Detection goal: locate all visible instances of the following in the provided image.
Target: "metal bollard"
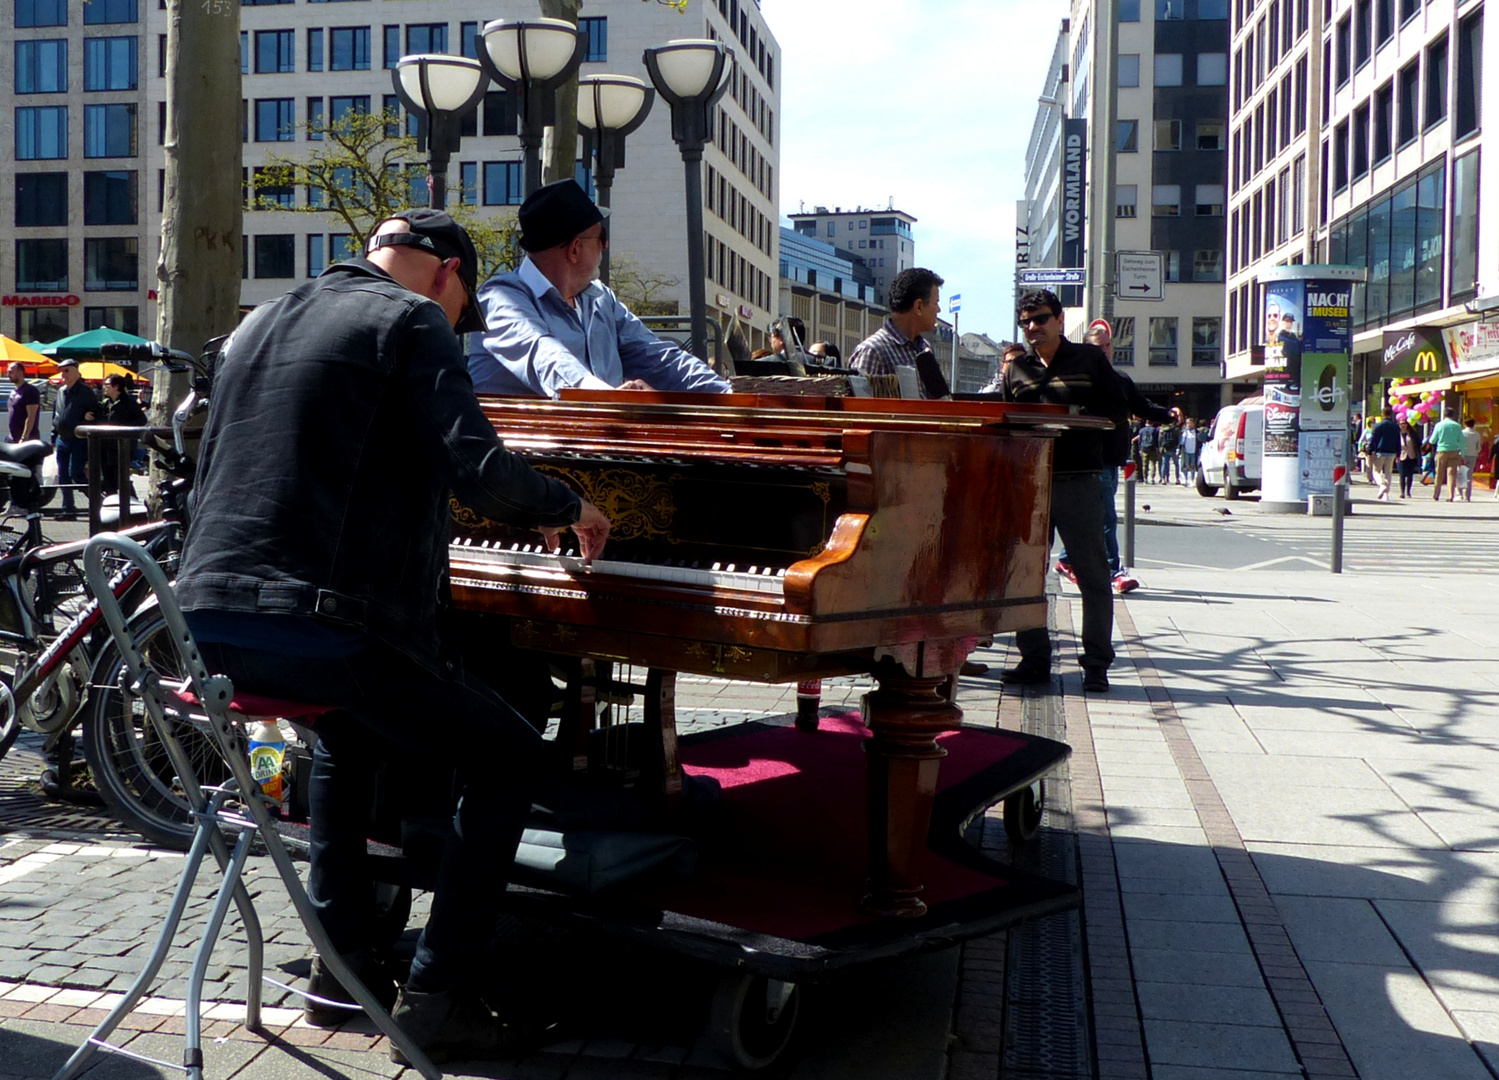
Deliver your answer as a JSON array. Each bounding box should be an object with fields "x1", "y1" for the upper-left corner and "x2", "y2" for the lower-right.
[
  {"x1": 1122, "y1": 462, "x2": 1137, "y2": 568},
  {"x1": 1330, "y1": 466, "x2": 1347, "y2": 574}
]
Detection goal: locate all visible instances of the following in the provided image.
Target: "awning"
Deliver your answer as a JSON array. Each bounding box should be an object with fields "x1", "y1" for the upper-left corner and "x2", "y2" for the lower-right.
[
  {"x1": 1455, "y1": 370, "x2": 1499, "y2": 393},
  {"x1": 1396, "y1": 376, "x2": 1457, "y2": 396}
]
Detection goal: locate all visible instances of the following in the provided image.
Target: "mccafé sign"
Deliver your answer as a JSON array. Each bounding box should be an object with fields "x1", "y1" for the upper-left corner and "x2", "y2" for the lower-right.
[
  {"x1": 2, "y1": 294, "x2": 81, "y2": 307},
  {"x1": 1380, "y1": 326, "x2": 1448, "y2": 378}
]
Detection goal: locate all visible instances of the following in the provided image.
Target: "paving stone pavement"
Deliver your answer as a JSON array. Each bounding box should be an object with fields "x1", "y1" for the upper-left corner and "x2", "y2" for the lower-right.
[{"x1": 8, "y1": 536, "x2": 1499, "y2": 1078}]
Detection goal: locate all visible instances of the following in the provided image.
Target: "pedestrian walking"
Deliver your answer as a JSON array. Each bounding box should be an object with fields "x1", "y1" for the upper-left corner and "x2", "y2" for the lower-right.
[
  {"x1": 1137, "y1": 420, "x2": 1159, "y2": 483},
  {"x1": 1367, "y1": 408, "x2": 1400, "y2": 500},
  {"x1": 1430, "y1": 412, "x2": 1464, "y2": 501},
  {"x1": 1397, "y1": 419, "x2": 1420, "y2": 498},
  {"x1": 1460, "y1": 418, "x2": 1481, "y2": 501},
  {"x1": 1158, "y1": 420, "x2": 1181, "y2": 484},
  {"x1": 51, "y1": 357, "x2": 98, "y2": 521},
  {"x1": 1178, "y1": 419, "x2": 1199, "y2": 485}
]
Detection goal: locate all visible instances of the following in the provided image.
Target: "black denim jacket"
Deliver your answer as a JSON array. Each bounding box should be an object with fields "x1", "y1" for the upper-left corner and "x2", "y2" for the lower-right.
[{"x1": 176, "y1": 259, "x2": 582, "y2": 669}]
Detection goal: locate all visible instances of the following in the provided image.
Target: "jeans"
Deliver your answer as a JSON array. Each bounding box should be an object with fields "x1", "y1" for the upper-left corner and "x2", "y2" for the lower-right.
[
  {"x1": 1017, "y1": 473, "x2": 1115, "y2": 674},
  {"x1": 54, "y1": 437, "x2": 87, "y2": 511},
  {"x1": 197, "y1": 638, "x2": 542, "y2": 994},
  {"x1": 1398, "y1": 457, "x2": 1418, "y2": 497},
  {"x1": 1058, "y1": 467, "x2": 1122, "y2": 574}
]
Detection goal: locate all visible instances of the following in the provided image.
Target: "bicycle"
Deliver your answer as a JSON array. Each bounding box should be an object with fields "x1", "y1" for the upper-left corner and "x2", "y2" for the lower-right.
[{"x1": 0, "y1": 339, "x2": 223, "y2": 829}]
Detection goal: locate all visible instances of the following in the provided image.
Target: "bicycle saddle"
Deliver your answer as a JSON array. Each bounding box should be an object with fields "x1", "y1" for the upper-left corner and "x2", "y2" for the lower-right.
[{"x1": 0, "y1": 440, "x2": 50, "y2": 465}]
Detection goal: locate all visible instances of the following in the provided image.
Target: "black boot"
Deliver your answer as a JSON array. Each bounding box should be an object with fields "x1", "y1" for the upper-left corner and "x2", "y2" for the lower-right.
[{"x1": 302, "y1": 950, "x2": 399, "y2": 1028}]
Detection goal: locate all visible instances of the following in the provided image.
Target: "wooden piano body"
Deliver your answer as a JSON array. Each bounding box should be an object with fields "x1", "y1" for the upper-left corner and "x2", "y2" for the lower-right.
[{"x1": 449, "y1": 390, "x2": 1105, "y2": 917}]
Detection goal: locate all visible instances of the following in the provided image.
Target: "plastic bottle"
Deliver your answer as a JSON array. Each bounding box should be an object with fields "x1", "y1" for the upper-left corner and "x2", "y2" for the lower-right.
[{"x1": 247, "y1": 720, "x2": 287, "y2": 806}]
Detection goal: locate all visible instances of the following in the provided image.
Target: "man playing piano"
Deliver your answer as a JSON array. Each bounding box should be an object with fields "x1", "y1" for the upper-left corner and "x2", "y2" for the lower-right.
[
  {"x1": 176, "y1": 209, "x2": 611, "y2": 1063},
  {"x1": 999, "y1": 289, "x2": 1129, "y2": 694},
  {"x1": 469, "y1": 179, "x2": 731, "y2": 398}
]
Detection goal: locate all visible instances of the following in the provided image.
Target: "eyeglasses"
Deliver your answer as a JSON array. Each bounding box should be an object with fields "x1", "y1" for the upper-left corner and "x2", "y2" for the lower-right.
[
  {"x1": 1018, "y1": 312, "x2": 1054, "y2": 328},
  {"x1": 580, "y1": 225, "x2": 609, "y2": 247}
]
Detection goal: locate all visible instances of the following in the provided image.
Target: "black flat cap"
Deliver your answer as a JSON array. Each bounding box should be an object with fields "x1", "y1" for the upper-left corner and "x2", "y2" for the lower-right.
[
  {"x1": 518, "y1": 180, "x2": 609, "y2": 253},
  {"x1": 368, "y1": 209, "x2": 487, "y2": 334}
]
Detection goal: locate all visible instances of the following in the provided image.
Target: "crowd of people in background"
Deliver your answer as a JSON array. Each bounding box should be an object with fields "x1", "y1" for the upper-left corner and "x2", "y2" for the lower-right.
[{"x1": 1129, "y1": 416, "x2": 1212, "y2": 485}]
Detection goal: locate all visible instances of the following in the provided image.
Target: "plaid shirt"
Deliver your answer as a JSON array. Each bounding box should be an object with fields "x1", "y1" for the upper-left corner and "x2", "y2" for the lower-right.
[{"x1": 850, "y1": 318, "x2": 930, "y2": 378}]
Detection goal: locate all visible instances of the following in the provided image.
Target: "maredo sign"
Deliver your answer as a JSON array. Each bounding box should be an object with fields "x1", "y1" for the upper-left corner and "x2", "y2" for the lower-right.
[{"x1": 2, "y1": 294, "x2": 81, "y2": 307}]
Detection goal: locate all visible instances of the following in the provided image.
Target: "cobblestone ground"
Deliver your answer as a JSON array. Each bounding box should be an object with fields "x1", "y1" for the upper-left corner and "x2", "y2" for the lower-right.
[{"x1": 0, "y1": 664, "x2": 1022, "y2": 1079}]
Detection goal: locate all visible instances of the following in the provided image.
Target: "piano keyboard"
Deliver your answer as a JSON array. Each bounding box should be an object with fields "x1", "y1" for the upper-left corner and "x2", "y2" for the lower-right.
[{"x1": 449, "y1": 538, "x2": 790, "y2": 596}]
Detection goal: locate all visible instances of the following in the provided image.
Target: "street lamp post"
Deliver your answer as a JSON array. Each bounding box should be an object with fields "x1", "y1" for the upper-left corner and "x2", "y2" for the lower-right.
[
  {"x1": 478, "y1": 18, "x2": 588, "y2": 199},
  {"x1": 391, "y1": 55, "x2": 488, "y2": 211},
  {"x1": 576, "y1": 74, "x2": 654, "y2": 285},
  {"x1": 643, "y1": 39, "x2": 732, "y2": 361}
]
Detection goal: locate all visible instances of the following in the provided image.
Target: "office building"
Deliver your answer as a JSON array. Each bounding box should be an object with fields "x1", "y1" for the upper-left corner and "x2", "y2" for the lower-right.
[
  {"x1": 1020, "y1": 2, "x2": 1232, "y2": 420},
  {"x1": 1224, "y1": 0, "x2": 1495, "y2": 419},
  {"x1": 785, "y1": 205, "x2": 916, "y2": 307},
  {"x1": 777, "y1": 224, "x2": 884, "y2": 358},
  {"x1": 4, "y1": 0, "x2": 781, "y2": 352}
]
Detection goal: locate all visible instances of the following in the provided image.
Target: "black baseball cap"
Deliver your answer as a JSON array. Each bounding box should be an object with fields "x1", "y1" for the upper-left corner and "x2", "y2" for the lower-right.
[
  {"x1": 518, "y1": 179, "x2": 609, "y2": 253},
  {"x1": 368, "y1": 209, "x2": 487, "y2": 334}
]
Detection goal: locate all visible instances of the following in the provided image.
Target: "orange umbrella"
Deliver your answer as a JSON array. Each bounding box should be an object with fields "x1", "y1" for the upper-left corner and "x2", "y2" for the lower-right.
[{"x1": 0, "y1": 336, "x2": 55, "y2": 373}]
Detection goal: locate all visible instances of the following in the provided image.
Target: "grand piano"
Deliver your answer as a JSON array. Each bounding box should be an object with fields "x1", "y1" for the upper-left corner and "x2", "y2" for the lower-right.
[{"x1": 448, "y1": 390, "x2": 1105, "y2": 918}]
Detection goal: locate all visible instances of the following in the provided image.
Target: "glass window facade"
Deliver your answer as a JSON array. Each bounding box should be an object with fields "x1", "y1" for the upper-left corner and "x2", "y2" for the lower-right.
[
  {"x1": 406, "y1": 23, "x2": 447, "y2": 54},
  {"x1": 1328, "y1": 157, "x2": 1445, "y2": 330},
  {"x1": 85, "y1": 236, "x2": 138, "y2": 290},
  {"x1": 16, "y1": 172, "x2": 68, "y2": 227},
  {"x1": 1192, "y1": 317, "x2": 1222, "y2": 366},
  {"x1": 84, "y1": 306, "x2": 140, "y2": 335},
  {"x1": 84, "y1": 103, "x2": 136, "y2": 158},
  {"x1": 330, "y1": 27, "x2": 370, "y2": 71},
  {"x1": 1156, "y1": 53, "x2": 1184, "y2": 85},
  {"x1": 16, "y1": 238, "x2": 68, "y2": 290},
  {"x1": 484, "y1": 161, "x2": 523, "y2": 205},
  {"x1": 307, "y1": 233, "x2": 325, "y2": 277},
  {"x1": 84, "y1": 170, "x2": 136, "y2": 224},
  {"x1": 84, "y1": 36, "x2": 137, "y2": 91},
  {"x1": 16, "y1": 39, "x2": 67, "y2": 93},
  {"x1": 1149, "y1": 317, "x2": 1179, "y2": 365},
  {"x1": 82, "y1": 0, "x2": 135, "y2": 24},
  {"x1": 581, "y1": 16, "x2": 607, "y2": 62},
  {"x1": 255, "y1": 29, "x2": 294, "y2": 74},
  {"x1": 254, "y1": 235, "x2": 296, "y2": 278},
  {"x1": 1119, "y1": 54, "x2": 1141, "y2": 87},
  {"x1": 255, "y1": 98, "x2": 295, "y2": 142},
  {"x1": 1450, "y1": 149, "x2": 1480, "y2": 302},
  {"x1": 16, "y1": 0, "x2": 67, "y2": 27},
  {"x1": 307, "y1": 28, "x2": 323, "y2": 71},
  {"x1": 16, "y1": 106, "x2": 68, "y2": 160}
]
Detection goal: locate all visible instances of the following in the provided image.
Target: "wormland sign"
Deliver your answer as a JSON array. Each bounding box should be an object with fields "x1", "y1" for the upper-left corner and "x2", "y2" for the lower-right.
[{"x1": 1060, "y1": 119, "x2": 1087, "y2": 299}]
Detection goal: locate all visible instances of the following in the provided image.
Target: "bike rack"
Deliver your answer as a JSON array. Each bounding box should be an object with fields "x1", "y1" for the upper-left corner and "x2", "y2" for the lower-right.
[{"x1": 55, "y1": 533, "x2": 441, "y2": 1080}]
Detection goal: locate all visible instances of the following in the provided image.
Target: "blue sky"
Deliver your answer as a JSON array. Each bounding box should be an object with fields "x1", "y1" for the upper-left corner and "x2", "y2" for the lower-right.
[{"x1": 760, "y1": 0, "x2": 1056, "y2": 341}]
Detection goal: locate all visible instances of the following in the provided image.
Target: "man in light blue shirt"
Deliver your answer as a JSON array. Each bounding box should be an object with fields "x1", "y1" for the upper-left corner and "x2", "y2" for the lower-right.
[{"x1": 469, "y1": 180, "x2": 730, "y2": 398}]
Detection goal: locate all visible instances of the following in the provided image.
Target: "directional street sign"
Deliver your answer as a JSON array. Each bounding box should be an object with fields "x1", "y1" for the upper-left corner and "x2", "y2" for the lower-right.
[
  {"x1": 1116, "y1": 251, "x2": 1164, "y2": 301},
  {"x1": 1019, "y1": 267, "x2": 1086, "y2": 286}
]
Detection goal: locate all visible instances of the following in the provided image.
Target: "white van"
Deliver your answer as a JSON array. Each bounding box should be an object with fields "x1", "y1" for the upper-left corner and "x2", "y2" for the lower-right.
[{"x1": 1196, "y1": 396, "x2": 1264, "y2": 499}]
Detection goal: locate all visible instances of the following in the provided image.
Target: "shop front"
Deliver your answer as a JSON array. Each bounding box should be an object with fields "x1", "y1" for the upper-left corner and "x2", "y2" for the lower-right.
[{"x1": 1381, "y1": 321, "x2": 1499, "y2": 488}]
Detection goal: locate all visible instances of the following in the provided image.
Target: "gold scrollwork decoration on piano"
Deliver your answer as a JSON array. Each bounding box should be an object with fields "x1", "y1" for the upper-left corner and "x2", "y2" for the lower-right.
[
  {"x1": 681, "y1": 641, "x2": 754, "y2": 674},
  {"x1": 536, "y1": 466, "x2": 678, "y2": 543},
  {"x1": 552, "y1": 625, "x2": 577, "y2": 643},
  {"x1": 450, "y1": 496, "x2": 496, "y2": 531},
  {"x1": 810, "y1": 481, "x2": 831, "y2": 504},
  {"x1": 512, "y1": 620, "x2": 540, "y2": 645}
]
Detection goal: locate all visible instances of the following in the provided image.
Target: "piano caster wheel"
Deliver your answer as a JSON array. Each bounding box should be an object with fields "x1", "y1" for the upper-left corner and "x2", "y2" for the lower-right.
[
  {"x1": 1003, "y1": 781, "x2": 1045, "y2": 846},
  {"x1": 708, "y1": 971, "x2": 800, "y2": 1071}
]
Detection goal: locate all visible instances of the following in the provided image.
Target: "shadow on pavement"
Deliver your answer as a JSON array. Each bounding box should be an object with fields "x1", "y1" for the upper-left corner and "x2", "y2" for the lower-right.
[{"x1": 0, "y1": 1025, "x2": 163, "y2": 1079}]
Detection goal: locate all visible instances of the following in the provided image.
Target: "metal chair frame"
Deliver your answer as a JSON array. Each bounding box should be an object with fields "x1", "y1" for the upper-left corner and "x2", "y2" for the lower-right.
[{"x1": 55, "y1": 532, "x2": 440, "y2": 1080}]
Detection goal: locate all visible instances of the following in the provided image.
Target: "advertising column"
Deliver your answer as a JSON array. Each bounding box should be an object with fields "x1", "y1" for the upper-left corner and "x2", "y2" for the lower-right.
[{"x1": 1257, "y1": 266, "x2": 1365, "y2": 511}]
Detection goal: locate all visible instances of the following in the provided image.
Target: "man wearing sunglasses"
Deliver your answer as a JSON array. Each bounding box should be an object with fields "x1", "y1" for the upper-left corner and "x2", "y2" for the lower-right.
[
  {"x1": 999, "y1": 289, "x2": 1130, "y2": 693},
  {"x1": 470, "y1": 180, "x2": 730, "y2": 398}
]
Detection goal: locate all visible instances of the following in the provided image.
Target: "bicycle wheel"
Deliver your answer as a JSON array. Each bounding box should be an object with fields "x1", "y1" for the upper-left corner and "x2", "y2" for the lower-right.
[
  {"x1": 81, "y1": 607, "x2": 233, "y2": 849},
  {"x1": 0, "y1": 672, "x2": 18, "y2": 762}
]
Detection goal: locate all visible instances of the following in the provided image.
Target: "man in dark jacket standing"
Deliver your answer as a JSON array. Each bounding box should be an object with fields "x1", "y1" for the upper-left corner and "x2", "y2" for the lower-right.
[
  {"x1": 1368, "y1": 408, "x2": 1401, "y2": 500},
  {"x1": 176, "y1": 210, "x2": 610, "y2": 1063},
  {"x1": 1000, "y1": 289, "x2": 1129, "y2": 693},
  {"x1": 51, "y1": 357, "x2": 98, "y2": 520}
]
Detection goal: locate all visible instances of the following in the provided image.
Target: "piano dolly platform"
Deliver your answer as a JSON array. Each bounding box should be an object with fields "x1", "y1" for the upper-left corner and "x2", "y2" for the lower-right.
[{"x1": 494, "y1": 712, "x2": 1079, "y2": 1070}]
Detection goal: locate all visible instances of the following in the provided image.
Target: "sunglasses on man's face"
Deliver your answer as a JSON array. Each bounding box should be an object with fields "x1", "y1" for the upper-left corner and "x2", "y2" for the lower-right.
[{"x1": 1018, "y1": 312, "x2": 1054, "y2": 328}]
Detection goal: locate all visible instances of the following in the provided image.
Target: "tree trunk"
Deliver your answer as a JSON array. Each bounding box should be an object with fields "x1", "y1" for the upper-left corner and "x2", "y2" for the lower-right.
[
  {"x1": 540, "y1": 0, "x2": 582, "y2": 187},
  {"x1": 152, "y1": 0, "x2": 243, "y2": 445}
]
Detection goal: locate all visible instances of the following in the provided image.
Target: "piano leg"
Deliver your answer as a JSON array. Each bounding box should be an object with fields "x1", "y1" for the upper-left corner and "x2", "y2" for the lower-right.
[
  {"x1": 643, "y1": 669, "x2": 683, "y2": 800},
  {"x1": 860, "y1": 673, "x2": 962, "y2": 918},
  {"x1": 557, "y1": 657, "x2": 602, "y2": 771}
]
